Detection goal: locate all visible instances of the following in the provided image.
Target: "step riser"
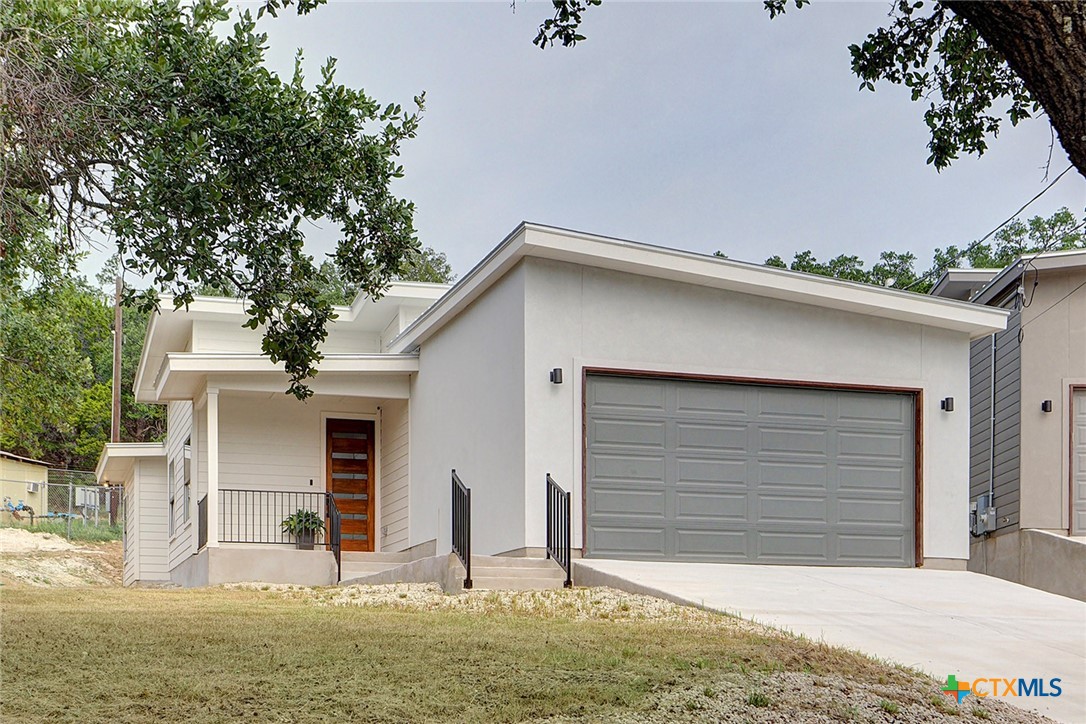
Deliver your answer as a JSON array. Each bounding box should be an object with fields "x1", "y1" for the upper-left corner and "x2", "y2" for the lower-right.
[
  {"x1": 469, "y1": 578, "x2": 568, "y2": 591},
  {"x1": 471, "y1": 567, "x2": 566, "y2": 580}
]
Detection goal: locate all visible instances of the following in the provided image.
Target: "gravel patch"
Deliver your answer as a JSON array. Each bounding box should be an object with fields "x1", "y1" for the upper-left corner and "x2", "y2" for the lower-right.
[{"x1": 0, "y1": 529, "x2": 122, "y2": 586}]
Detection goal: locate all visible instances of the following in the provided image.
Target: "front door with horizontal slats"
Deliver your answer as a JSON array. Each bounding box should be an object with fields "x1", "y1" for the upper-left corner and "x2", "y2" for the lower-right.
[{"x1": 327, "y1": 418, "x2": 375, "y2": 552}]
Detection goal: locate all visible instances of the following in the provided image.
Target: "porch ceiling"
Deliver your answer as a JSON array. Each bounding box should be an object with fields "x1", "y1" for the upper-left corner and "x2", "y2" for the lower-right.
[{"x1": 147, "y1": 353, "x2": 418, "y2": 402}]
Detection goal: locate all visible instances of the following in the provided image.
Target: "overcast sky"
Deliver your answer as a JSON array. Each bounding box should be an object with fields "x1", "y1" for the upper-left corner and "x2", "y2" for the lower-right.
[{"x1": 91, "y1": 1, "x2": 1086, "y2": 282}]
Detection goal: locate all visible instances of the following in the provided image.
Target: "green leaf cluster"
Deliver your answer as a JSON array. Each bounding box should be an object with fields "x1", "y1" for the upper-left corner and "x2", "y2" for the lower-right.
[
  {"x1": 747, "y1": 207, "x2": 1084, "y2": 293},
  {"x1": 2, "y1": 0, "x2": 424, "y2": 399},
  {"x1": 0, "y1": 261, "x2": 165, "y2": 469}
]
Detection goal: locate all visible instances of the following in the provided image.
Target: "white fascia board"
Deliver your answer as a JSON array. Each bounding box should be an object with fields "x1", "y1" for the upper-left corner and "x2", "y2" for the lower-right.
[
  {"x1": 393, "y1": 223, "x2": 1008, "y2": 351},
  {"x1": 95, "y1": 442, "x2": 167, "y2": 483},
  {"x1": 152, "y1": 353, "x2": 419, "y2": 401},
  {"x1": 391, "y1": 225, "x2": 529, "y2": 352},
  {"x1": 973, "y1": 250, "x2": 1086, "y2": 306},
  {"x1": 132, "y1": 309, "x2": 160, "y2": 402}
]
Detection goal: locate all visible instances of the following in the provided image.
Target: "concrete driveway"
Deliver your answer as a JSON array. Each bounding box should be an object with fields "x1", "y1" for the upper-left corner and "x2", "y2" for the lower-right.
[{"x1": 575, "y1": 560, "x2": 1086, "y2": 723}]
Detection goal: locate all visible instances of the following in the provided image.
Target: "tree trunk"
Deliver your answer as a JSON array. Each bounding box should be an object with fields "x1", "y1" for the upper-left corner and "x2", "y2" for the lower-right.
[{"x1": 943, "y1": 1, "x2": 1086, "y2": 178}]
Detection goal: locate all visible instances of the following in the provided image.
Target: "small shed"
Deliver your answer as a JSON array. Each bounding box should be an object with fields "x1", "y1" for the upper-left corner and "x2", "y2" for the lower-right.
[{"x1": 0, "y1": 450, "x2": 50, "y2": 522}]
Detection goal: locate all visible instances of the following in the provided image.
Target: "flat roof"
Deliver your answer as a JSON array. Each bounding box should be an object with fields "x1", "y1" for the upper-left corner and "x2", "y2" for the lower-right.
[{"x1": 392, "y1": 223, "x2": 1010, "y2": 352}]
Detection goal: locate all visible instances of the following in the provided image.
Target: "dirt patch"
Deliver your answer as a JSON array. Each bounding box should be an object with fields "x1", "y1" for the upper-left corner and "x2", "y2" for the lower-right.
[{"x1": 0, "y1": 528, "x2": 122, "y2": 587}]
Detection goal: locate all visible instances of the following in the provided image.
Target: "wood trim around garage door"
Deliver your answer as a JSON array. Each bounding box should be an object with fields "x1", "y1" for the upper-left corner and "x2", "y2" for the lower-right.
[{"x1": 580, "y1": 367, "x2": 926, "y2": 567}]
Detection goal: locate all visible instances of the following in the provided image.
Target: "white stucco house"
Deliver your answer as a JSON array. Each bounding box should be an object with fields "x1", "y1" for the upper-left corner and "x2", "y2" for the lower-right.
[{"x1": 99, "y1": 223, "x2": 1008, "y2": 587}]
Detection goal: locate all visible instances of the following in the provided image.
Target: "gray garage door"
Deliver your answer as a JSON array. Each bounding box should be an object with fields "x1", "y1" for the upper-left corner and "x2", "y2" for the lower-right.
[{"x1": 585, "y1": 375, "x2": 916, "y2": 566}]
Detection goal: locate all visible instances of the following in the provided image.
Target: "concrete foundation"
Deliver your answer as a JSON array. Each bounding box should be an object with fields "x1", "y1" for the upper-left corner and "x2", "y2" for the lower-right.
[
  {"x1": 970, "y1": 528, "x2": 1086, "y2": 602},
  {"x1": 170, "y1": 547, "x2": 338, "y2": 587}
]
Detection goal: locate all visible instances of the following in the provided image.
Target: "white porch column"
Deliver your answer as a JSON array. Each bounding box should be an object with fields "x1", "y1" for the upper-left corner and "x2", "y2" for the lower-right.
[{"x1": 206, "y1": 388, "x2": 220, "y2": 547}]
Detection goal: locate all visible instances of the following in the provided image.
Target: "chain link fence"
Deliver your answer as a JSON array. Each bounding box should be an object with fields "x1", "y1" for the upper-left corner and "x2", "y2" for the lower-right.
[{"x1": 0, "y1": 469, "x2": 123, "y2": 542}]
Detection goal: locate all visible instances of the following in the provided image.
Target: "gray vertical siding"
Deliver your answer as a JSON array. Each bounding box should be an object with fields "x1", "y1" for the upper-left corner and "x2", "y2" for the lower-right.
[{"x1": 969, "y1": 310, "x2": 1020, "y2": 532}]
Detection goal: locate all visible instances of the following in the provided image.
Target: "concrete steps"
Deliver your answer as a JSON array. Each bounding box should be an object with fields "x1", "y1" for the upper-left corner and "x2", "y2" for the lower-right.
[
  {"x1": 337, "y1": 552, "x2": 569, "y2": 592},
  {"x1": 468, "y1": 556, "x2": 568, "y2": 591}
]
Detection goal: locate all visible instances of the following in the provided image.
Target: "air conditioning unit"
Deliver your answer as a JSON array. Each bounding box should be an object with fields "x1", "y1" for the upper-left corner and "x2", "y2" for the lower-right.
[{"x1": 26, "y1": 482, "x2": 40, "y2": 494}]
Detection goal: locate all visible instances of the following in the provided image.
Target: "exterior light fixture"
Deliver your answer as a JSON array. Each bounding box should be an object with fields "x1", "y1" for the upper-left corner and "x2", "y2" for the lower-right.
[
  {"x1": 549, "y1": 368, "x2": 563, "y2": 384},
  {"x1": 1041, "y1": 400, "x2": 1053, "y2": 413},
  {"x1": 941, "y1": 397, "x2": 954, "y2": 412}
]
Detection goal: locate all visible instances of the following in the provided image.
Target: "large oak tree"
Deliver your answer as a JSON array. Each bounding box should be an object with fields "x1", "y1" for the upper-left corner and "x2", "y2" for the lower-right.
[{"x1": 2, "y1": 0, "x2": 424, "y2": 398}]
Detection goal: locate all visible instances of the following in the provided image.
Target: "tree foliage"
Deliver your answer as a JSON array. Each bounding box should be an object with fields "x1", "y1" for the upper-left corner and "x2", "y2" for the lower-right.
[
  {"x1": 2, "y1": 0, "x2": 424, "y2": 398},
  {"x1": 1, "y1": 261, "x2": 166, "y2": 468},
  {"x1": 750, "y1": 207, "x2": 1085, "y2": 293},
  {"x1": 532, "y1": 0, "x2": 1086, "y2": 177}
]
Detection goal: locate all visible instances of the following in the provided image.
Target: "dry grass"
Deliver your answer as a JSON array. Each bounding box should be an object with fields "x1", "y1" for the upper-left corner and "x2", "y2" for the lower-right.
[{"x1": 1, "y1": 585, "x2": 1035, "y2": 723}]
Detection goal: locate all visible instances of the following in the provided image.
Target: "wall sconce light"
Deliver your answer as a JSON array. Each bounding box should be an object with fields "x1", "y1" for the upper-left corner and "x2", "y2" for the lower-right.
[
  {"x1": 1041, "y1": 400, "x2": 1053, "y2": 413},
  {"x1": 940, "y1": 397, "x2": 954, "y2": 412},
  {"x1": 549, "y1": 368, "x2": 563, "y2": 384}
]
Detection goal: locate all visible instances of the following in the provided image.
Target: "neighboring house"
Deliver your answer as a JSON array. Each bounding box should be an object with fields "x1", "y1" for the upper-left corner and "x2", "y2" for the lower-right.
[
  {"x1": 0, "y1": 450, "x2": 49, "y2": 522},
  {"x1": 931, "y1": 249, "x2": 1086, "y2": 601},
  {"x1": 100, "y1": 223, "x2": 1007, "y2": 587}
]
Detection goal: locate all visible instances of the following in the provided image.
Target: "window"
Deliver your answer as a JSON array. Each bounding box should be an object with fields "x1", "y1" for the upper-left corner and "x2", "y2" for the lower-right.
[
  {"x1": 182, "y1": 437, "x2": 192, "y2": 523},
  {"x1": 168, "y1": 460, "x2": 176, "y2": 537}
]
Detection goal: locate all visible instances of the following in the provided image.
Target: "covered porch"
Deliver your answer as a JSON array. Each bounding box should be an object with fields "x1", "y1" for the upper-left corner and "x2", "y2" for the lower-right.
[{"x1": 162, "y1": 356, "x2": 415, "y2": 585}]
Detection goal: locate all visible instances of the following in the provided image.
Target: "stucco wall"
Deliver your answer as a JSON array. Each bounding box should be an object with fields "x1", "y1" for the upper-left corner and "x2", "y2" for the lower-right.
[
  {"x1": 521, "y1": 258, "x2": 974, "y2": 561},
  {"x1": 410, "y1": 265, "x2": 526, "y2": 556},
  {"x1": 1018, "y1": 268, "x2": 1086, "y2": 530},
  {"x1": 192, "y1": 320, "x2": 380, "y2": 355}
]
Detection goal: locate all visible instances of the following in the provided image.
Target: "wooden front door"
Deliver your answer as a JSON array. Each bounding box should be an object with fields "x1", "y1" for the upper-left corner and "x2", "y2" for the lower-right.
[{"x1": 326, "y1": 419, "x2": 375, "y2": 552}]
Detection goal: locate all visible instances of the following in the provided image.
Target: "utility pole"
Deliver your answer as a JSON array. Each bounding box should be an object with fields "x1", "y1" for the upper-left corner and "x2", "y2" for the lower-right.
[{"x1": 110, "y1": 274, "x2": 123, "y2": 526}]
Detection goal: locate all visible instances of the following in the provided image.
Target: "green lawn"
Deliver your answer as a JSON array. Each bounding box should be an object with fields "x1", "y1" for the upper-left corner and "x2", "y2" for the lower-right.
[
  {"x1": 1, "y1": 520, "x2": 123, "y2": 542},
  {"x1": 0, "y1": 586, "x2": 984, "y2": 723}
]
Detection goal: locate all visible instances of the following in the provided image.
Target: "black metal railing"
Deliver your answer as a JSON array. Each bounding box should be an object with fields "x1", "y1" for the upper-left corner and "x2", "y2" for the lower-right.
[
  {"x1": 197, "y1": 494, "x2": 208, "y2": 550},
  {"x1": 326, "y1": 493, "x2": 342, "y2": 583},
  {"x1": 219, "y1": 489, "x2": 329, "y2": 546},
  {"x1": 451, "y1": 469, "x2": 472, "y2": 589},
  {"x1": 546, "y1": 474, "x2": 573, "y2": 588}
]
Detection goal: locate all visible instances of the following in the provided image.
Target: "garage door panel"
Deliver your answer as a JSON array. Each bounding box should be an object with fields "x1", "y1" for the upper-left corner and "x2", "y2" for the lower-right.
[
  {"x1": 836, "y1": 533, "x2": 910, "y2": 565},
  {"x1": 674, "y1": 491, "x2": 747, "y2": 521},
  {"x1": 757, "y1": 461, "x2": 829, "y2": 489},
  {"x1": 676, "y1": 457, "x2": 747, "y2": 486},
  {"x1": 837, "y1": 464, "x2": 910, "y2": 492},
  {"x1": 756, "y1": 531, "x2": 830, "y2": 562},
  {"x1": 757, "y1": 388, "x2": 831, "y2": 420},
  {"x1": 590, "y1": 378, "x2": 666, "y2": 411},
  {"x1": 586, "y1": 375, "x2": 915, "y2": 567},
  {"x1": 838, "y1": 498, "x2": 907, "y2": 526},
  {"x1": 589, "y1": 487, "x2": 666, "y2": 518},
  {"x1": 758, "y1": 427, "x2": 831, "y2": 456},
  {"x1": 589, "y1": 452, "x2": 666, "y2": 482},
  {"x1": 838, "y1": 431, "x2": 908, "y2": 461},
  {"x1": 675, "y1": 421, "x2": 748, "y2": 452},
  {"x1": 674, "y1": 529, "x2": 749, "y2": 559},
  {"x1": 837, "y1": 394, "x2": 911, "y2": 425},
  {"x1": 675, "y1": 385, "x2": 747, "y2": 415},
  {"x1": 756, "y1": 495, "x2": 829, "y2": 524},
  {"x1": 589, "y1": 525, "x2": 667, "y2": 558},
  {"x1": 590, "y1": 418, "x2": 667, "y2": 449}
]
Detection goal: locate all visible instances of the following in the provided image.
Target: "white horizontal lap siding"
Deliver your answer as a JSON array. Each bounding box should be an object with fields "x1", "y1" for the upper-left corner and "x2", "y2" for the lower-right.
[
  {"x1": 167, "y1": 401, "x2": 194, "y2": 571},
  {"x1": 379, "y1": 399, "x2": 409, "y2": 551},
  {"x1": 123, "y1": 476, "x2": 138, "y2": 586},
  {"x1": 215, "y1": 394, "x2": 378, "y2": 544},
  {"x1": 521, "y1": 258, "x2": 972, "y2": 561},
  {"x1": 136, "y1": 459, "x2": 170, "y2": 579}
]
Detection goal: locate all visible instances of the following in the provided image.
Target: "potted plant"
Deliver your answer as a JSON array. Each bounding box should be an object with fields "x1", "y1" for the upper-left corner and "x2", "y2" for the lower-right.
[{"x1": 281, "y1": 509, "x2": 324, "y2": 550}]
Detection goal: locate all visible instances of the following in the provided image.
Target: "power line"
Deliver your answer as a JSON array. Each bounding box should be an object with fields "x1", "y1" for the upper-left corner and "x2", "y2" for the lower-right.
[
  {"x1": 1021, "y1": 276, "x2": 1086, "y2": 329},
  {"x1": 903, "y1": 164, "x2": 1077, "y2": 291}
]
